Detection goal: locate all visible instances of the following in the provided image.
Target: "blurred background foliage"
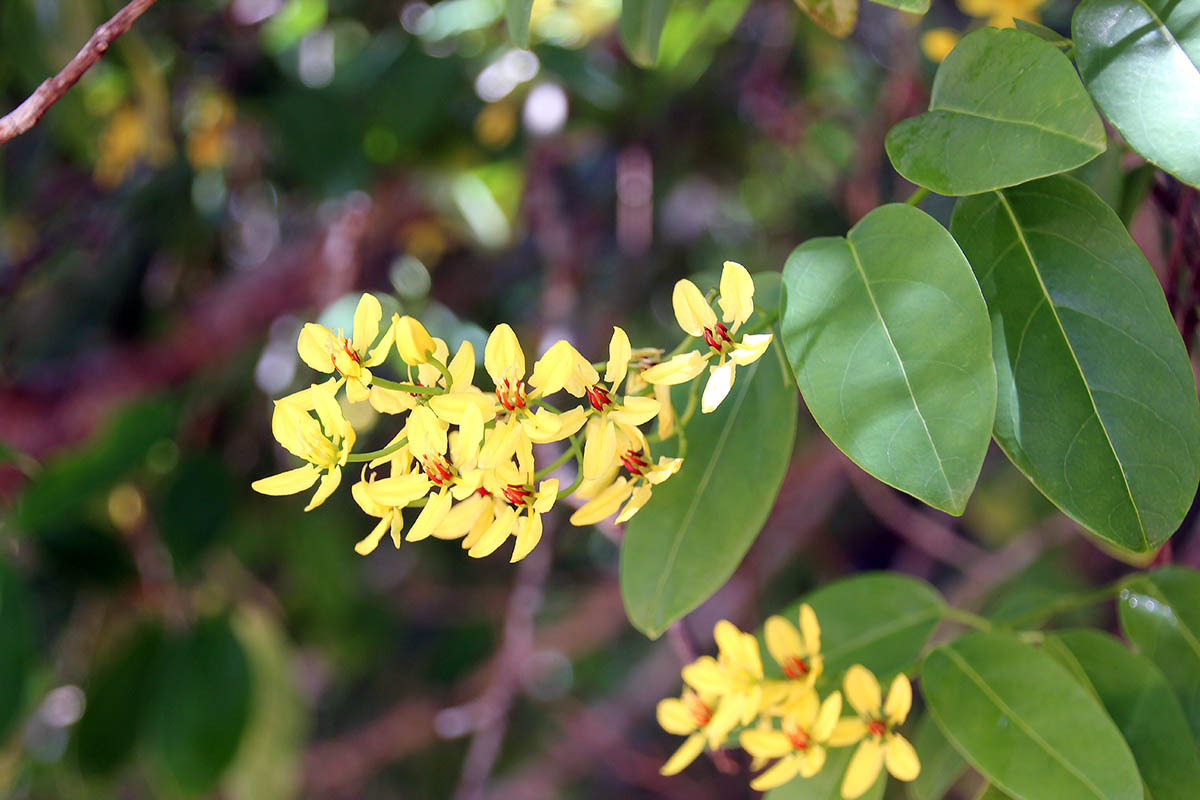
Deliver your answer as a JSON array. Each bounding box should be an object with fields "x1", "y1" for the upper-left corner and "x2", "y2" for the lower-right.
[{"x1": 0, "y1": 0, "x2": 1184, "y2": 797}]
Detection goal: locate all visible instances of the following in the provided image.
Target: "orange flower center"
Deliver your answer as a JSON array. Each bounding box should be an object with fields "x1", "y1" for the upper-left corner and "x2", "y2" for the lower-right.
[
  {"x1": 782, "y1": 655, "x2": 810, "y2": 680},
  {"x1": 867, "y1": 719, "x2": 887, "y2": 737},
  {"x1": 502, "y1": 483, "x2": 533, "y2": 507},
  {"x1": 702, "y1": 322, "x2": 732, "y2": 353},
  {"x1": 422, "y1": 455, "x2": 456, "y2": 485},
  {"x1": 684, "y1": 693, "x2": 712, "y2": 726},
  {"x1": 495, "y1": 378, "x2": 527, "y2": 411},
  {"x1": 786, "y1": 727, "x2": 811, "y2": 751}
]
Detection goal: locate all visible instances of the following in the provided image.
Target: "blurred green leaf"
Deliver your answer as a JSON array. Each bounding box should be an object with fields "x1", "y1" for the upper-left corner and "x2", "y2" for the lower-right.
[
  {"x1": 782, "y1": 203, "x2": 995, "y2": 515},
  {"x1": 922, "y1": 631, "x2": 1141, "y2": 800},
  {"x1": 1012, "y1": 18, "x2": 1072, "y2": 49},
  {"x1": 75, "y1": 624, "x2": 164, "y2": 777},
  {"x1": 907, "y1": 711, "x2": 967, "y2": 800},
  {"x1": 1045, "y1": 629, "x2": 1200, "y2": 800},
  {"x1": 1117, "y1": 567, "x2": 1200, "y2": 741},
  {"x1": 158, "y1": 455, "x2": 234, "y2": 573},
  {"x1": 764, "y1": 744, "x2": 885, "y2": 800},
  {"x1": 149, "y1": 617, "x2": 253, "y2": 794},
  {"x1": 620, "y1": 0, "x2": 672, "y2": 67},
  {"x1": 621, "y1": 275, "x2": 796, "y2": 638},
  {"x1": 951, "y1": 176, "x2": 1200, "y2": 554},
  {"x1": 886, "y1": 28, "x2": 1105, "y2": 196},
  {"x1": 505, "y1": 0, "x2": 535, "y2": 47},
  {"x1": 0, "y1": 560, "x2": 33, "y2": 741},
  {"x1": 1073, "y1": 0, "x2": 1200, "y2": 187}
]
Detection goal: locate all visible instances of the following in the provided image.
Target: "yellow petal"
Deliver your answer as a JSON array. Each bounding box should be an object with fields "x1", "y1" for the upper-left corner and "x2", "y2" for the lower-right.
[
  {"x1": 369, "y1": 386, "x2": 417, "y2": 415},
  {"x1": 509, "y1": 511, "x2": 543, "y2": 562},
  {"x1": 407, "y1": 405, "x2": 448, "y2": 459},
  {"x1": 366, "y1": 472, "x2": 432, "y2": 507},
  {"x1": 407, "y1": 488, "x2": 453, "y2": 542},
  {"x1": 784, "y1": 689, "x2": 820, "y2": 730},
  {"x1": 569, "y1": 478, "x2": 633, "y2": 526},
  {"x1": 311, "y1": 380, "x2": 347, "y2": 440},
  {"x1": 605, "y1": 326, "x2": 632, "y2": 389},
  {"x1": 429, "y1": 391, "x2": 498, "y2": 426},
  {"x1": 530, "y1": 339, "x2": 597, "y2": 397},
  {"x1": 920, "y1": 28, "x2": 960, "y2": 64},
  {"x1": 844, "y1": 665, "x2": 882, "y2": 718},
  {"x1": 657, "y1": 698, "x2": 698, "y2": 736},
  {"x1": 467, "y1": 505, "x2": 517, "y2": 557},
  {"x1": 681, "y1": 655, "x2": 727, "y2": 695},
  {"x1": 583, "y1": 417, "x2": 618, "y2": 480},
  {"x1": 799, "y1": 603, "x2": 821, "y2": 656},
  {"x1": 640, "y1": 351, "x2": 709, "y2": 386},
  {"x1": 730, "y1": 332, "x2": 773, "y2": 366},
  {"x1": 706, "y1": 694, "x2": 744, "y2": 746},
  {"x1": 713, "y1": 620, "x2": 744, "y2": 662},
  {"x1": 251, "y1": 464, "x2": 320, "y2": 496},
  {"x1": 799, "y1": 744, "x2": 826, "y2": 778},
  {"x1": 363, "y1": 319, "x2": 394, "y2": 367},
  {"x1": 533, "y1": 478, "x2": 558, "y2": 513},
  {"x1": 654, "y1": 383, "x2": 675, "y2": 438},
  {"x1": 813, "y1": 692, "x2": 842, "y2": 742},
  {"x1": 718, "y1": 261, "x2": 755, "y2": 330},
  {"x1": 841, "y1": 738, "x2": 884, "y2": 800},
  {"x1": 305, "y1": 466, "x2": 342, "y2": 511},
  {"x1": 701, "y1": 361, "x2": 735, "y2": 413},
  {"x1": 615, "y1": 484, "x2": 652, "y2": 523},
  {"x1": 297, "y1": 323, "x2": 336, "y2": 373},
  {"x1": 354, "y1": 515, "x2": 391, "y2": 555},
  {"x1": 611, "y1": 395, "x2": 660, "y2": 426},
  {"x1": 394, "y1": 314, "x2": 435, "y2": 365},
  {"x1": 828, "y1": 717, "x2": 869, "y2": 747},
  {"x1": 884, "y1": 674, "x2": 913, "y2": 725},
  {"x1": 478, "y1": 418, "x2": 521, "y2": 469},
  {"x1": 352, "y1": 293, "x2": 382, "y2": 355},
  {"x1": 484, "y1": 323, "x2": 524, "y2": 384},
  {"x1": 550, "y1": 406, "x2": 588, "y2": 439},
  {"x1": 346, "y1": 375, "x2": 371, "y2": 404},
  {"x1": 765, "y1": 615, "x2": 804, "y2": 673},
  {"x1": 672, "y1": 278, "x2": 717, "y2": 336},
  {"x1": 351, "y1": 479, "x2": 388, "y2": 517},
  {"x1": 740, "y1": 730, "x2": 792, "y2": 759},
  {"x1": 885, "y1": 733, "x2": 920, "y2": 782},
  {"x1": 435, "y1": 494, "x2": 490, "y2": 541},
  {"x1": 750, "y1": 754, "x2": 803, "y2": 792},
  {"x1": 447, "y1": 340, "x2": 476, "y2": 390},
  {"x1": 452, "y1": 401, "x2": 484, "y2": 467},
  {"x1": 660, "y1": 732, "x2": 705, "y2": 776}
]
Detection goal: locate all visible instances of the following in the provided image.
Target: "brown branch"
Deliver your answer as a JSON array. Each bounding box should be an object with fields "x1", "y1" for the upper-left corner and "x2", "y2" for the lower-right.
[{"x1": 0, "y1": 0, "x2": 160, "y2": 145}]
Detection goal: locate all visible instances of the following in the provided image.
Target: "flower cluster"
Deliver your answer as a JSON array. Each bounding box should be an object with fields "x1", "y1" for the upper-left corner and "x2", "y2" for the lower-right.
[
  {"x1": 252, "y1": 261, "x2": 773, "y2": 561},
  {"x1": 658, "y1": 606, "x2": 920, "y2": 797}
]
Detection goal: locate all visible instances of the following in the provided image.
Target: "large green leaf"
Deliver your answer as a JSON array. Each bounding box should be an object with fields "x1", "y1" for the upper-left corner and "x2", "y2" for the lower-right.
[
  {"x1": 951, "y1": 176, "x2": 1200, "y2": 554},
  {"x1": 886, "y1": 28, "x2": 1105, "y2": 196},
  {"x1": 782, "y1": 203, "x2": 995, "y2": 515},
  {"x1": 866, "y1": 0, "x2": 929, "y2": 14},
  {"x1": 764, "y1": 743, "x2": 886, "y2": 800},
  {"x1": 620, "y1": 0, "x2": 672, "y2": 67},
  {"x1": 621, "y1": 283, "x2": 796, "y2": 639},
  {"x1": 1073, "y1": 0, "x2": 1200, "y2": 187},
  {"x1": 148, "y1": 617, "x2": 253, "y2": 794},
  {"x1": 1045, "y1": 629, "x2": 1200, "y2": 800},
  {"x1": 0, "y1": 560, "x2": 32, "y2": 741},
  {"x1": 505, "y1": 0, "x2": 535, "y2": 47},
  {"x1": 764, "y1": 573, "x2": 945, "y2": 687},
  {"x1": 76, "y1": 625, "x2": 164, "y2": 777},
  {"x1": 1117, "y1": 567, "x2": 1200, "y2": 741},
  {"x1": 922, "y1": 632, "x2": 1142, "y2": 800},
  {"x1": 792, "y1": 0, "x2": 858, "y2": 38},
  {"x1": 908, "y1": 712, "x2": 968, "y2": 800}
]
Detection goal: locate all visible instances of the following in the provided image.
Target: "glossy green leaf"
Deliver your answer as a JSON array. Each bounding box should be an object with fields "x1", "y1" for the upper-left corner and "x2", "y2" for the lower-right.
[
  {"x1": 922, "y1": 632, "x2": 1141, "y2": 800},
  {"x1": 1118, "y1": 567, "x2": 1200, "y2": 741},
  {"x1": 765, "y1": 573, "x2": 945, "y2": 687},
  {"x1": 782, "y1": 203, "x2": 995, "y2": 515},
  {"x1": 792, "y1": 0, "x2": 858, "y2": 38},
  {"x1": 1073, "y1": 0, "x2": 1200, "y2": 187},
  {"x1": 951, "y1": 176, "x2": 1200, "y2": 553},
  {"x1": 908, "y1": 712, "x2": 968, "y2": 800},
  {"x1": 886, "y1": 28, "x2": 1105, "y2": 196},
  {"x1": 0, "y1": 560, "x2": 32, "y2": 741},
  {"x1": 149, "y1": 617, "x2": 253, "y2": 794},
  {"x1": 1046, "y1": 629, "x2": 1200, "y2": 800},
  {"x1": 505, "y1": 0, "x2": 535, "y2": 47},
  {"x1": 76, "y1": 625, "x2": 164, "y2": 777},
  {"x1": 620, "y1": 0, "x2": 672, "y2": 67},
  {"x1": 764, "y1": 743, "x2": 886, "y2": 800},
  {"x1": 1012, "y1": 18, "x2": 1073, "y2": 49},
  {"x1": 621, "y1": 279, "x2": 796, "y2": 639},
  {"x1": 866, "y1": 0, "x2": 929, "y2": 14}
]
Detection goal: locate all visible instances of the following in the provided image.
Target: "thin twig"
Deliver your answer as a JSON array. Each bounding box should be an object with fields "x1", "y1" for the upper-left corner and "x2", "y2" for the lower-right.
[{"x1": 0, "y1": 0, "x2": 160, "y2": 145}]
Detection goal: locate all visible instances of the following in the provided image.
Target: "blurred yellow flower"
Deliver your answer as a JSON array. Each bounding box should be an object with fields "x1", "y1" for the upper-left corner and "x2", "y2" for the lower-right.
[
  {"x1": 829, "y1": 666, "x2": 920, "y2": 799},
  {"x1": 741, "y1": 691, "x2": 843, "y2": 791},
  {"x1": 297, "y1": 294, "x2": 394, "y2": 403}
]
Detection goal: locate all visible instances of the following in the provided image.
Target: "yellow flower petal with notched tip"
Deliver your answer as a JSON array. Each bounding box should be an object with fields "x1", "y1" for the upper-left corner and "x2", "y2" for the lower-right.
[
  {"x1": 844, "y1": 665, "x2": 883, "y2": 718},
  {"x1": 672, "y1": 278, "x2": 718, "y2": 337},
  {"x1": 885, "y1": 733, "x2": 920, "y2": 781},
  {"x1": 641, "y1": 351, "x2": 709, "y2": 386},
  {"x1": 718, "y1": 261, "x2": 755, "y2": 330},
  {"x1": 393, "y1": 314, "x2": 435, "y2": 365},
  {"x1": 446, "y1": 340, "x2": 476, "y2": 389},
  {"x1": 251, "y1": 464, "x2": 321, "y2": 495},
  {"x1": 484, "y1": 323, "x2": 524, "y2": 384},
  {"x1": 841, "y1": 737, "x2": 884, "y2": 800},
  {"x1": 660, "y1": 732, "x2": 706, "y2": 776}
]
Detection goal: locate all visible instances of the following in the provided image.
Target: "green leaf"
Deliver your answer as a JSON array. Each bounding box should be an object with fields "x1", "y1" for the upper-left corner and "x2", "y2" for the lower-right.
[
  {"x1": 922, "y1": 631, "x2": 1142, "y2": 800},
  {"x1": 951, "y1": 175, "x2": 1200, "y2": 553},
  {"x1": 1045, "y1": 629, "x2": 1200, "y2": 800},
  {"x1": 763, "y1": 743, "x2": 886, "y2": 800},
  {"x1": 866, "y1": 0, "x2": 930, "y2": 14},
  {"x1": 75, "y1": 625, "x2": 164, "y2": 777},
  {"x1": 781, "y1": 203, "x2": 995, "y2": 515},
  {"x1": 885, "y1": 28, "x2": 1105, "y2": 196},
  {"x1": 792, "y1": 0, "x2": 858, "y2": 38},
  {"x1": 621, "y1": 277, "x2": 796, "y2": 638},
  {"x1": 159, "y1": 455, "x2": 234, "y2": 573},
  {"x1": 620, "y1": 0, "x2": 672, "y2": 67},
  {"x1": 908, "y1": 712, "x2": 968, "y2": 800},
  {"x1": 505, "y1": 0, "x2": 535, "y2": 47},
  {"x1": 0, "y1": 560, "x2": 32, "y2": 741},
  {"x1": 765, "y1": 573, "x2": 944, "y2": 687},
  {"x1": 975, "y1": 786, "x2": 1016, "y2": 800},
  {"x1": 1012, "y1": 18, "x2": 1073, "y2": 49},
  {"x1": 149, "y1": 617, "x2": 253, "y2": 794},
  {"x1": 1073, "y1": 0, "x2": 1200, "y2": 187},
  {"x1": 1117, "y1": 567, "x2": 1200, "y2": 741}
]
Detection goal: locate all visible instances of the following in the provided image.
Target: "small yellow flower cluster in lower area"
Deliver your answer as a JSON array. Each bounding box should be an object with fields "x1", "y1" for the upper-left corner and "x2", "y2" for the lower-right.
[
  {"x1": 252, "y1": 261, "x2": 773, "y2": 562},
  {"x1": 658, "y1": 606, "x2": 920, "y2": 797}
]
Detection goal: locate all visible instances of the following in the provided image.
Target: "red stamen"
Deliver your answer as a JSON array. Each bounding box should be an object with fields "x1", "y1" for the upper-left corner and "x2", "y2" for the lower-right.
[
  {"x1": 423, "y1": 456, "x2": 455, "y2": 485},
  {"x1": 502, "y1": 483, "x2": 533, "y2": 506},
  {"x1": 867, "y1": 719, "x2": 887, "y2": 737},
  {"x1": 476, "y1": 487, "x2": 492, "y2": 497},
  {"x1": 703, "y1": 327, "x2": 720, "y2": 350},
  {"x1": 685, "y1": 693, "x2": 712, "y2": 726},
  {"x1": 620, "y1": 449, "x2": 648, "y2": 475},
  {"x1": 586, "y1": 385, "x2": 611, "y2": 411},
  {"x1": 715, "y1": 322, "x2": 732, "y2": 343},
  {"x1": 496, "y1": 378, "x2": 527, "y2": 412},
  {"x1": 782, "y1": 655, "x2": 810, "y2": 680},
  {"x1": 786, "y1": 728, "x2": 811, "y2": 751},
  {"x1": 342, "y1": 339, "x2": 362, "y2": 364}
]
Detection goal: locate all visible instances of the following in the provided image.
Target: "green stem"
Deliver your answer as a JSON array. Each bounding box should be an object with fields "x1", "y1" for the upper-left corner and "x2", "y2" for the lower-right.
[
  {"x1": 664, "y1": 334, "x2": 698, "y2": 360},
  {"x1": 346, "y1": 436, "x2": 409, "y2": 463},
  {"x1": 943, "y1": 606, "x2": 995, "y2": 632},
  {"x1": 429, "y1": 356, "x2": 455, "y2": 389},
  {"x1": 556, "y1": 468, "x2": 585, "y2": 499},
  {"x1": 371, "y1": 377, "x2": 441, "y2": 395},
  {"x1": 677, "y1": 376, "x2": 701, "y2": 430},
  {"x1": 535, "y1": 435, "x2": 582, "y2": 479},
  {"x1": 906, "y1": 187, "x2": 931, "y2": 207}
]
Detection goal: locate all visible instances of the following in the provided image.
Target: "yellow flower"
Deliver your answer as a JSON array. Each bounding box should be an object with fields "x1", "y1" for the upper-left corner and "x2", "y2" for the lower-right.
[
  {"x1": 393, "y1": 314, "x2": 436, "y2": 365},
  {"x1": 921, "y1": 28, "x2": 960, "y2": 63},
  {"x1": 657, "y1": 688, "x2": 721, "y2": 776},
  {"x1": 569, "y1": 428, "x2": 681, "y2": 526},
  {"x1": 680, "y1": 621, "x2": 765, "y2": 747},
  {"x1": 252, "y1": 380, "x2": 355, "y2": 511},
  {"x1": 829, "y1": 666, "x2": 920, "y2": 799},
  {"x1": 765, "y1": 603, "x2": 824, "y2": 693},
  {"x1": 466, "y1": 466, "x2": 559, "y2": 562},
  {"x1": 351, "y1": 467, "x2": 431, "y2": 555},
  {"x1": 641, "y1": 261, "x2": 773, "y2": 413},
  {"x1": 579, "y1": 327, "x2": 661, "y2": 480},
  {"x1": 297, "y1": 294, "x2": 394, "y2": 403},
  {"x1": 482, "y1": 324, "x2": 589, "y2": 444},
  {"x1": 741, "y1": 691, "x2": 843, "y2": 791}
]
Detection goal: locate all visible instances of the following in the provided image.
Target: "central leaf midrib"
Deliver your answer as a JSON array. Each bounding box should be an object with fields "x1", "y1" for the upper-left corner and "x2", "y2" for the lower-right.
[
  {"x1": 844, "y1": 238, "x2": 956, "y2": 504},
  {"x1": 820, "y1": 604, "x2": 941, "y2": 665},
  {"x1": 928, "y1": 104, "x2": 1102, "y2": 150},
  {"x1": 992, "y1": 190, "x2": 1148, "y2": 550}
]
